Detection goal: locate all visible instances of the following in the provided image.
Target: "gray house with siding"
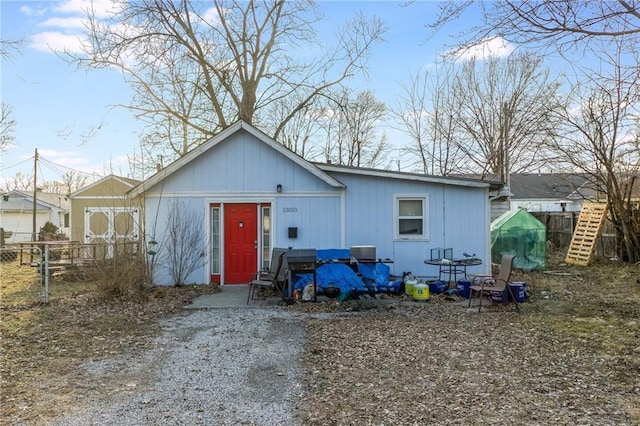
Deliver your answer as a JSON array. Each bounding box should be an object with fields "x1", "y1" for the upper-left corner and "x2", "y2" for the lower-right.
[{"x1": 130, "y1": 121, "x2": 495, "y2": 286}]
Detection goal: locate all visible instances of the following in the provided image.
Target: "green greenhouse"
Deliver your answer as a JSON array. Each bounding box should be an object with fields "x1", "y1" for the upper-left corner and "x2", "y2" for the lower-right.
[{"x1": 490, "y1": 209, "x2": 547, "y2": 271}]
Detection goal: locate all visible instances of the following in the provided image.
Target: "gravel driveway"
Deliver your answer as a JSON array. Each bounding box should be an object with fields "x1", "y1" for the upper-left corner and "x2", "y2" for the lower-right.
[
  {"x1": 47, "y1": 308, "x2": 307, "y2": 426},
  {"x1": 43, "y1": 297, "x2": 639, "y2": 425}
]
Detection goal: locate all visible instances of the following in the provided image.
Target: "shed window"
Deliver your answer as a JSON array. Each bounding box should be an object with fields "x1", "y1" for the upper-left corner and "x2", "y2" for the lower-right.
[{"x1": 395, "y1": 196, "x2": 428, "y2": 240}]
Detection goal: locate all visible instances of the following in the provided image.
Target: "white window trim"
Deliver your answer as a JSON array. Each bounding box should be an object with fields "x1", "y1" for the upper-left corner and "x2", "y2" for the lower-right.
[
  {"x1": 394, "y1": 194, "x2": 429, "y2": 241},
  {"x1": 210, "y1": 206, "x2": 221, "y2": 275}
]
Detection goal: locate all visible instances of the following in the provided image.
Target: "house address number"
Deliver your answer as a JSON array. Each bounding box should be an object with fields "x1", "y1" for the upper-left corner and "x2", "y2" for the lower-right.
[{"x1": 282, "y1": 207, "x2": 298, "y2": 213}]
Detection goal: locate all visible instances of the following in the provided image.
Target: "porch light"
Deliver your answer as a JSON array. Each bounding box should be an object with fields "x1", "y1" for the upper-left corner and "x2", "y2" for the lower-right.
[
  {"x1": 147, "y1": 239, "x2": 158, "y2": 256},
  {"x1": 276, "y1": 184, "x2": 283, "y2": 193}
]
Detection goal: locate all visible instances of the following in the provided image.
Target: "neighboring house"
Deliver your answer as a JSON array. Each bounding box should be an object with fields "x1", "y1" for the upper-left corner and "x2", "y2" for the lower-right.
[
  {"x1": 509, "y1": 173, "x2": 596, "y2": 213},
  {"x1": 70, "y1": 175, "x2": 142, "y2": 258},
  {"x1": 0, "y1": 190, "x2": 69, "y2": 243},
  {"x1": 130, "y1": 121, "x2": 497, "y2": 286}
]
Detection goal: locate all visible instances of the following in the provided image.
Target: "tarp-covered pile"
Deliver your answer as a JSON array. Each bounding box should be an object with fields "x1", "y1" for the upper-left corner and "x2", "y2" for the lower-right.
[{"x1": 290, "y1": 248, "x2": 401, "y2": 301}]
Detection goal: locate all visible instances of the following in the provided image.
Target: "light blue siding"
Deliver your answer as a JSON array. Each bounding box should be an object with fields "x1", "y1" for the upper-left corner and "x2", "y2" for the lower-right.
[
  {"x1": 331, "y1": 172, "x2": 490, "y2": 277},
  {"x1": 142, "y1": 126, "x2": 491, "y2": 285},
  {"x1": 273, "y1": 195, "x2": 342, "y2": 249},
  {"x1": 147, "y1": 130, "x2": 335, "y2": 195},
  {"x1": 145, "y1": 197, "x2": 208, "y2": 285},
  {"x1": 143, "y1": 130, "x2": 343, "y2": 285}
]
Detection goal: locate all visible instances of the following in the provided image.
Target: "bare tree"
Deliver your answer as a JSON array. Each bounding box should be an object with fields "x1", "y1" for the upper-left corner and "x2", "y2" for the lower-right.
[
  {"x1": 391, "y1": 60, "x2": 465, "y2": 175},
  {"x1": 157, "y1": 200, "x2": 208, "y2": 286},
  {"x1": 320, "y1": 89, "x2": 389, "y2": 167},
  {"x1": 4, "y1": 169, "x2": 90, "y2": 194},
  {"x1": 551, "y1": 40, "x2": 640, "y2": 262},
  {"x1": 452, "y1": 53, "x2": 563, "y2": 178},
  {"x1": 40, "y1": 172, "x2": 90, "y2": 195},
  {"x1": 0, "y1": 103, "x2": 16, "y2": 153},
  {"x1": 0, "y1": 37, "x2": 21, "y2": 59},
  {"x1": 71, "y1": 0, "x2": 386, "y2": 163},
  {"x1": 1, "y1": 38, "x2": 20, "y2": 154},
  {"x1": 263, "y1": 93, "x2": 325, "y2": 159},
  {"x1": 2, "y1": 173, "x2": 33, "y2": 192},
  {"x1": 427, "y1": 0, "x2": 640, "y2": 53}
]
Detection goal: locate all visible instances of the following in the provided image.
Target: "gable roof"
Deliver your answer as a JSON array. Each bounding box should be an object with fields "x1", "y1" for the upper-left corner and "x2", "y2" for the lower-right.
[
  {"x1": 316, "y1": 163, "x2": 494, "y2": 189},
  {"x1": 71, "y1": 174, "x2": 140, "y2": 198},
  {"x1": 129, "y1": 121, "x2": 345, "y2": 198},
  {"x1": 509, "y1": 173, "x2": 595, "y2": 200},
  {"x1": 0, "y1": 190, "x2": 66, "y2": 212}
]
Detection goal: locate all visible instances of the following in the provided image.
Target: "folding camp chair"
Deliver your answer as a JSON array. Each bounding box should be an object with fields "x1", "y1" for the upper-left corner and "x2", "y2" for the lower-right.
[
  {"x1": 247, "y1": 248, "x2": 288, "y2": 304},
  {"x1": 468, "y1": 254, "x2": 519, "y2": 312}
]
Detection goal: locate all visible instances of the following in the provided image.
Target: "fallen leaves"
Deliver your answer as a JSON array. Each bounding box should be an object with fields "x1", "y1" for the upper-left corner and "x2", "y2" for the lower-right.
[{"x1": 2, "y1": 253, "x2": 640, "y2": 424}]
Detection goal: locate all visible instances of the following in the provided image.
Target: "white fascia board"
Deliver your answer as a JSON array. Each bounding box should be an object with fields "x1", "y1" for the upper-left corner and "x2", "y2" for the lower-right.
[
  {"x1": 70, "y1": 174, "x2": 139, "y2": 198},
  {"x1": 143, "y1": 191, "x2": 342, "y2": 199},
  {"x1": 316, "y1": 164, "x2": 491, "y2": 188},
  {"x1": 129, "y1": 121, "x2": 345, "y2": 198}
]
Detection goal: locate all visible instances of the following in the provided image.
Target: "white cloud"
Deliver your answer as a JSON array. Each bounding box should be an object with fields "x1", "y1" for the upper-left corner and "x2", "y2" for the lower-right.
[
  {"x1": 25, "y1": 1, "x2": 107, "y2": 54},
  {"x1": 448, "y1": 37, "x2": 515, "y2": 61},
  {"x1": 52, "y1": 0, "x2": 115, "y2": 19},
  {"x1": 20, "y1": 5, "x2": 47, "y2": 17},
  {"x1": 29, "y1": 31, "x2": 86, "y2": 53},
  {"x1": 52, "y1": 157, "x2": 92, "y2": 170},
  {"x1": 39, "y1": 16, "x2": 86, "y2": 30},
  {"x1": 201, "y1": 7, "x2": 221, "y2": 26},
  {"x1": 39, "y1": 149, "x2": 83, "y2": 158}
]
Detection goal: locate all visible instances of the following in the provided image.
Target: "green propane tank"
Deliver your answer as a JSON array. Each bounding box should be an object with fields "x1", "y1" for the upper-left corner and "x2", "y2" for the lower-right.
[{"x1": 405, "y1": 279, "x2": 417, "y2": 296}]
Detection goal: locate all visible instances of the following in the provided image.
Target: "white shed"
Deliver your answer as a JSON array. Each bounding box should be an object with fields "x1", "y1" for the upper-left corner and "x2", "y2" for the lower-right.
[{"x1": 130, "y1": 121, "x2": 494, "y2": 286}]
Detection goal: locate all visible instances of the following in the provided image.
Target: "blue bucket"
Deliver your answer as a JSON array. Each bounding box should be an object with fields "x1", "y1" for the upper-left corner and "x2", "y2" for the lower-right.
[
  {"x1": 429, "y1": 280, "x2": 448, "y2": 294},
  {"x1": 508, "y1": 282, "x2": 527, "y2": 303},
  {"x1": 456, "y1": 279, "x2": 471, "y2": 298}
]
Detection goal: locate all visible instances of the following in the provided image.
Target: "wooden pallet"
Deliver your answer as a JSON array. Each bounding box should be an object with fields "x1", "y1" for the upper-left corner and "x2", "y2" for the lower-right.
[{"x1": 565, "y1": 203, "x2": 608, "y2": 266}]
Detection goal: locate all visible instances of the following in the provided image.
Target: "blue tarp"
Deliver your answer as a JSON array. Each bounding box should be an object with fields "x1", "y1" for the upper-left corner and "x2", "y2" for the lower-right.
[
  {"x1": 316, "y1": 248, "x2": 350, "y2": 261},
  {"x1": 357, "y1": 262, "x2": 402, "y2": 294},
  {"x1": 291, "y1": 263, "x2": 367, "y2": 294},
  {"x1": 290, "y1": 248, "x2": 402, "y2": 300}
]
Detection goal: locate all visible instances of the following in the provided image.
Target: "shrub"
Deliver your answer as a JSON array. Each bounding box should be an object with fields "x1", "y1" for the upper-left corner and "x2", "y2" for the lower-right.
[
  {"x1": 38, "y1": 221, "x2": 66, "y2": 241},
  {"x1": 90, "y1": 250, "x2": 149, "y2": 300}
]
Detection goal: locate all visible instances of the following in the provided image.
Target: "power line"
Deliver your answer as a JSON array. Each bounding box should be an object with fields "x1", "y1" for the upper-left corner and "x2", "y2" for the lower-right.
[
  {"x1": 38, "y1": 155, "x2": 98, "y2": 178},
  {"x1": 1, "y1": 156, "x2": 35, "y2": 171}
]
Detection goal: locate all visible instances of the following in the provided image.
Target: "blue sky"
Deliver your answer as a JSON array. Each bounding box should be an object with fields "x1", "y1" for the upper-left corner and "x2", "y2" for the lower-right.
[{"x1": 1, "y1": 0, "x2": 513, "y2": 187}]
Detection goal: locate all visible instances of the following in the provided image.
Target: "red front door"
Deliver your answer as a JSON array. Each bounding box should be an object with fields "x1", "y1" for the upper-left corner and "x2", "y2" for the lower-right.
[{"x1": 224, "y1": 203, "x2": 258, "y2": 284}]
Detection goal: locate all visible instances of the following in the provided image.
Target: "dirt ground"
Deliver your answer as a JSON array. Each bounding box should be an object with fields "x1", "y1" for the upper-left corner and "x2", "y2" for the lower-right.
[{"x1": 1, "y1": 253, "x2": 639, "y2": 424}]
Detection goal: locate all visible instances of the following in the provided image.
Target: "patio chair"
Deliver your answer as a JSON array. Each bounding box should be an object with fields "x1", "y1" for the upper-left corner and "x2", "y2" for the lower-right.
[
  {"x1": 468, "y1": 254, "x2": 519, "y2": 312},
  {"x1": 247, "y1": 247, "x2": 288, "y2": 304}
]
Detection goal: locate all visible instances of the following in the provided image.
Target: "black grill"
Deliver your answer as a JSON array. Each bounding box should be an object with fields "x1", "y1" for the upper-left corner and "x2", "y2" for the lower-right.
[{"x1": 287, "y1": 248, "x2": 317, "y2": 271}]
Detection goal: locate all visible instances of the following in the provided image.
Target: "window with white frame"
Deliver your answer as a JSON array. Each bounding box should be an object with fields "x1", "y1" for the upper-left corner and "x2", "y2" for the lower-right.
[
  {"x1": 395, "y1": 195, "x2": 428, "y2": 240},
  {"x1": 210, "y1": 206, "x2": 221, "y2": 274}
]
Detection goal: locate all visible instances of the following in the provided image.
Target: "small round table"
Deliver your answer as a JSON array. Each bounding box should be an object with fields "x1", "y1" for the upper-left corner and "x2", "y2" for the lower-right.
[{"x1": 423, "y1": 258, "x2": 482, "y2": 282}]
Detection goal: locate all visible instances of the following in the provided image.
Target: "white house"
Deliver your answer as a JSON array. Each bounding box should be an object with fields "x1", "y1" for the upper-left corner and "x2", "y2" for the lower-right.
[
  {"x1": 0, "y1": 190, "x2": 69, "y2": 243},
  {"x1": 130, "y1": 121, "x2": 496, "y2": 286}
]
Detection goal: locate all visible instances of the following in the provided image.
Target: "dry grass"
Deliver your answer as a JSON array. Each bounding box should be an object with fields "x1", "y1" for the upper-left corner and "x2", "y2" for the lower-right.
[
  {"x1": 0, "y1": 260, "x2": 218, "y2": 424},
  {"x1": 294, "y1": 253, "x2": 640, "y2": 424},
  {"x1": 1, "y1": 253, "x2": 639, "y2": 424}
]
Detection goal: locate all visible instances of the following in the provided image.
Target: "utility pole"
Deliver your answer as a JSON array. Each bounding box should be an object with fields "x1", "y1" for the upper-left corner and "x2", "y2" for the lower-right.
[
  {"x1": 503, "y1": 106, "x2": 511, "y2": 202},
  {"x1": 32, "y1": 148, "x2": 38, "y2": 242}
]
